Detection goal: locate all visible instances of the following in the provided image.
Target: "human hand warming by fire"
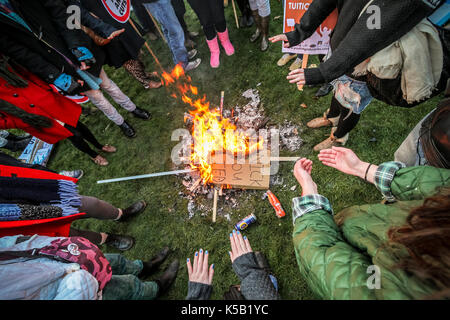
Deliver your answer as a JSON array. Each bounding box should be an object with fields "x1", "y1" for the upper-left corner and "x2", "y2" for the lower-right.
[
  {"x1": 187, "y1": 249, "x2": 214, "y2": 285},
  {"x1": 287, "y1": 68, "x2": 306, "y2": 86},
  {"x1": 269, "y1": 34, "x2": 290, "y2": 48},
  {"x1": 293, "y1": 158, "x2": 318, "y2": 196},
  {"x1": 229, "y1": 230, "x2": 253, "y2": 263}
]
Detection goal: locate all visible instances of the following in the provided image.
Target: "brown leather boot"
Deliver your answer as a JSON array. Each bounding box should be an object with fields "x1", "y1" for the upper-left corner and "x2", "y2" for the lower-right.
[
  {"x1": 307, "y1": 109, "x2": 340, "y2": 129},
  {"x1": 313, "y1": 128, "x2": 349, "y2": 152}
]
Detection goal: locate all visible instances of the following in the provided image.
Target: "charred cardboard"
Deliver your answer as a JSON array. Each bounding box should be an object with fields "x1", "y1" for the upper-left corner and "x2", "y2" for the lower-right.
[{"x1": 210, "y1": 151, "x2": 270, "y2": 189}]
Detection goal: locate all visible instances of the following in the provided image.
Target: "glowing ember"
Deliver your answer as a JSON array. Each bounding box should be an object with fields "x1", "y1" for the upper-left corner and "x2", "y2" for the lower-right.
[{"x1": 162, "y1": 64, "x2": 264, "y2": 185}]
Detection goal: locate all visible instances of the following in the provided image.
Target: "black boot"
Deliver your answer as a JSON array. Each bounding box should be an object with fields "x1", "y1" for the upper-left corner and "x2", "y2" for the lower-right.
[
  {"x1": 104, "y1": 234, "x2": 135, "y2": 251},
  {"x1": 119, "y1": 120, "x2": 136, "y2": 138},
  {"x1": 3, "y1": 137, "x2": 32, "y2": 152},
  {"x1": 315, "y1": 83, "x2": 333, "y2": 99},
  {"x1": 260, "y1": 15, "x2": 270, "y2": 52},
  {"x1": 140, "y1": 246, "x2": 170, "y2": 278},
  {"x1": 118, "y1": 200, "x2": 147, "y2": 221},
  {"x1": 155, "y1": 260, "x2": 179, "y2": 297},
  {"x1": 132, "y1": 107, "x2": 152, "y2": 120}
]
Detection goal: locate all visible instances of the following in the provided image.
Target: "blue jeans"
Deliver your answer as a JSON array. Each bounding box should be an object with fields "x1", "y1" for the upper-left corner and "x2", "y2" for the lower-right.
[
  {"x1": 332, "y1": 75, "x2": 373, "y2": 114},
  {"x1": 143, "y1": 0, "x2": 188, "y2": 67}
]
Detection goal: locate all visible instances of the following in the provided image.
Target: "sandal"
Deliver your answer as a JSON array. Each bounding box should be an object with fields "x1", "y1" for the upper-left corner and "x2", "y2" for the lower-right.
[
  {"x1": 145, "y1": 80, "x2": 162, "y2": 89},
  {"x1": 92, "y1": 155, "x2": 109, "y2": 166},
  {"x1": 102, "y1": 144, "x2": 117, "y2": 153}
]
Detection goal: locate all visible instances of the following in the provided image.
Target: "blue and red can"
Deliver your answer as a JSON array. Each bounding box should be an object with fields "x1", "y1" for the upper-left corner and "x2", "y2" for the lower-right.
[{"x1": 235, "y1": 214, "x2": 257, "y2": 231}]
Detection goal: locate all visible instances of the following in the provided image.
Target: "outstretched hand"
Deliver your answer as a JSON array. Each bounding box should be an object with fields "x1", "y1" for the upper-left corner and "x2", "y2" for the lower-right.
[
  {"x1": 287, "y1": 68, "x2": 305, "y2": 86},
  {"x1": 187, "y1": 249, "x2": 214, "y2": 285},
  {"x1": 318, "y1": 147, "x2": 366, "y2": 177},
  {"x1": 293, "y1": 158, "x2": 318, "y2": 196},
  {"x1": 229, "y1": 230, "x2": 252, "y2": 263},
  {"x1": 268, "y1": 34, "x2": 290, "y2": 48}
]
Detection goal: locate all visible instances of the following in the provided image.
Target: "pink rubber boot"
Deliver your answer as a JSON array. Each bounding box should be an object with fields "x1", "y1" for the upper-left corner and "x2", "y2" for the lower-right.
[
  {"x1": 206, "y1": 37, "x2": 220, "y2": 68},
  {"x1": 217, "y1": 28, "x2": 235, "y2": 56}
]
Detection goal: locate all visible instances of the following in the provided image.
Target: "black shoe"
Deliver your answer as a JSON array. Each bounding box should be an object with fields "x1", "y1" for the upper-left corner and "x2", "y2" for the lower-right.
[
  {"x1": 5, "y1": 132, "x2": 31, "y2": 142},
  {"x1": 104, "y1": 234, "x2": 135, "y2": 251},
  {"x1": 140, "y1": 246, "x2": 170, "y2": 278},
  {"x1": 314, "y1": 83, "x2": 333, "y2": 99},
  {"x1": 4, "y1": 137, "x2": 32, "y2": 152},
  {"x1": 132, "y1": 107, "x2": 152, "y2": 120},
  {"x1": 119, "y1": 120, "x2": 136, "y2": 138},
  {"x1": 118, "y1": 200, "x2": 147, "y2": 221},
  {"x1": 155, "y1": 260, "x2": 179, "y2": 297}
]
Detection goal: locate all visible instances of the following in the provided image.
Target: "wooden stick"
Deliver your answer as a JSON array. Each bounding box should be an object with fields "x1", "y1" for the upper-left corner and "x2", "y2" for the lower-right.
[
  {"x1": 231, "y1": 0, "x2": 240, "y2": 29},
  {"x1": 220, "y1": 91, "x2": 225, "y2": 117},
  {"x1": 270, "y1": 157, "x2": 301, "y2": 162},
  {"x1": 297, "y1": 54, "x2": 309, "y2": 91},
  {"x1": 144, "y1": 6, "x2": 167, "y2": 43},
  {"x1": 212, "y1": 188, "x2": 218, "y2": 223},
  {"x1": 189, "y1": 178, "x2": 202, "y2": 192}
]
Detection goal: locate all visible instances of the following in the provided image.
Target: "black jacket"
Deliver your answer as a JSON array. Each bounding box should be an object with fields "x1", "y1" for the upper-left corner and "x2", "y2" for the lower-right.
[
  {"x1": 0, "y1": 0, "x2": 104, "y2": 84},
  {"x1": 79, "y1": 0, "x2": 145, "y2": 68},
  {"x1": 285, "y1": 0, "x2": 443, "y2": 86}
]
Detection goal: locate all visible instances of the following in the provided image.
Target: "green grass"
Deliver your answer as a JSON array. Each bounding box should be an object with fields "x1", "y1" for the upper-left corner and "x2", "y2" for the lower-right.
[{"x1": 43, "y1": 2, "x2": 442, "y2": 300}]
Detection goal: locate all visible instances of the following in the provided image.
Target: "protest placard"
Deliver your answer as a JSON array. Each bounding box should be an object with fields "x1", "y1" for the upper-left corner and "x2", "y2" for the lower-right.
[{"x1": 283, "y1": 0, "x2": 337, "y2": 55}]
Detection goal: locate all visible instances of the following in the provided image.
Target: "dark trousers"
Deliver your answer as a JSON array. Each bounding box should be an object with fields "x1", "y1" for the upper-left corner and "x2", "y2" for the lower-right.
[
  {"x1": 65, "y1": 121, "x2": 104, "y2": 159},
  {"x1": 132, "y1": 0, "x2": 157, "y2": 33},
  {"x1": 187, "y1": 0, "x2": 227, "y2": 40},
  {"x1": 327, "y1": 96, "x2": 361, "y2": 138},
  {"x1": 171, "y1": 0, "x2": 188, "y2": 34}
]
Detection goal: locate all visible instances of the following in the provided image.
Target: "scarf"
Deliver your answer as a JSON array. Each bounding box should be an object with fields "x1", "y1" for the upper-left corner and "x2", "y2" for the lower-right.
[
  {"x1": 0, "y1": 204, "x2": 62, "y2": 221},
  {"x1": 0, "y1": 177, "x2": 81, "y2": 216}
]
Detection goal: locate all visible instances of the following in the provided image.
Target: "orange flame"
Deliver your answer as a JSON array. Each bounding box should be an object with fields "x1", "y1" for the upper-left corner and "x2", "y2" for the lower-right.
[{"x1": 164, "y1": 64, "x2": 264, "y2": 184}]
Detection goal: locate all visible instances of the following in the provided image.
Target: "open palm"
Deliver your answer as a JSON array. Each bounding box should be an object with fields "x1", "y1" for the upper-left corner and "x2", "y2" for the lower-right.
[{"x1": 318, "y1": 147, "x2": 365, "y2": 177}]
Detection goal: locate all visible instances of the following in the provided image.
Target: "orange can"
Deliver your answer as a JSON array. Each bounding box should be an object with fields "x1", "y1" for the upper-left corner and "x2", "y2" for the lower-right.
[{"x1": 267, "y1": 190, "x2": 286, "y2": 218}]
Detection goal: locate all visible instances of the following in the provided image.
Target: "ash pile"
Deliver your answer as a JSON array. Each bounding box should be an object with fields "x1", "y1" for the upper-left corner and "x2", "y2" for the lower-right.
[{"x1": 175, "y1": 89, "x2": 303, "y2": 219}]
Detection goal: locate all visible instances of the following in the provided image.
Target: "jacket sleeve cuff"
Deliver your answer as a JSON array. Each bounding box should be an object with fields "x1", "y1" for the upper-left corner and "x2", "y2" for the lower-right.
[
  {"x1": 304, "y1": 68, "x2": 326, "y2": 85},
  {"x1": 186, "y1": 282, "x2": 213, "y2": 300},
  {"x1": 292, "y1": 194, "x2": 333, "y2": 224},
  {"x1": 232, "y1": 252, "x2": 259, "y2": 280},
  {"x1": 374, "y1": 161, "x2": 406, "y2": 202}
]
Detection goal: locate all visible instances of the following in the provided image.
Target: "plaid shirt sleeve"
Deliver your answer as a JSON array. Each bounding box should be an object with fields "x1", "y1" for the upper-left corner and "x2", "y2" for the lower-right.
[
  {"x1": 374, "y1": 161, "x2": 406, "y2": 202},
  {"x1": 292, "y1": 194, "x2": 333, "y2": 224}
]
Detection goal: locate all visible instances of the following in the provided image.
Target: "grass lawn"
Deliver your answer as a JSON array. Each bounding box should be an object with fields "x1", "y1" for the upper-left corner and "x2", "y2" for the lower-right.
[{"x1": 43, "y1": 1, "x2": 442, "y2": 300}]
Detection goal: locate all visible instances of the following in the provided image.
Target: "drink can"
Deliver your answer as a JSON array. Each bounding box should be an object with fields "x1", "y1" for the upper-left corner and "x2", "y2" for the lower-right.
[{"x1": 235, "y1": 214, "x2": 257, "y2": 231}]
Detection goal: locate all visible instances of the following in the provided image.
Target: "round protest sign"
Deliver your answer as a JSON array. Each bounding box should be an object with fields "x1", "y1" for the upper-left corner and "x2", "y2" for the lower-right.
[{"x1": 101, "y1": 0, "x2": 131, "y2": 23}]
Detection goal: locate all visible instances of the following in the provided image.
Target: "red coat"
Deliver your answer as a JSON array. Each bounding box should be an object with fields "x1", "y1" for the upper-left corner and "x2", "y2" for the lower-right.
[{"x1": 0, "y1": 67, "x2": 81, "y2": 144}]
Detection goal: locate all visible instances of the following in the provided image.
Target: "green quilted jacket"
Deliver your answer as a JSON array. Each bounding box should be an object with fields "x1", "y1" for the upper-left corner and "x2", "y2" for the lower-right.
[{"x1": 292, "y1": 165, "x2": 450, "y2": 300}]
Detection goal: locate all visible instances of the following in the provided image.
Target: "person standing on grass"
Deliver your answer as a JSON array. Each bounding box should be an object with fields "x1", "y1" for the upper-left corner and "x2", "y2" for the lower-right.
[
  {"x1": 185, "y1": 233, "x2": 280, "y2": 300},
  {"x1": 269, "y1": 0, "x2": 447, "y2": 152},
  {"x1": 291, "y1": 150, "x2": 450, "y2": 299},
  {"x1": 141, "y1": 0, "x2": 202, "y2": 72},
  {"x1": 186, "y1": 0, "x2": 235, "y2": 68},
  {"x1": 0, "y1": 0, "x2": 152, "y2": 139},
  {"x1": 0, "y1": 235, "x2": 179, "y2": 300},
  {"x1": 73, "y1": 0, "x2": 163, "y2": 90},
  {"x1": 248, "y1": 0, "x2": 271, "y2": 51}
]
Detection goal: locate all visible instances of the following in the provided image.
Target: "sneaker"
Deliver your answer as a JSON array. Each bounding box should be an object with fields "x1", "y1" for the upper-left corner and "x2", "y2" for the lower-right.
[
  {"x1": 277, "y1": 53, "x2": 297, "y2": 66},
  {"x1": 188, "y1": 48, "x2": 198, "y2": 60},
  {"x1": 289, "y1": 57, "x2": 302, "y2": 71},
  {"x1": 59, "y1": 170, "x2": 84, "y2": 180},
  {"x1": 184, "y1": 58, "x2": 201, "y2": 72}
]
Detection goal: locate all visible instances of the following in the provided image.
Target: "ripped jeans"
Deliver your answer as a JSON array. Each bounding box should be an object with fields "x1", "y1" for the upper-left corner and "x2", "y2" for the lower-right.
[{"x1": 332, "y1": 75, "x2": 373, "y2": 115}]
